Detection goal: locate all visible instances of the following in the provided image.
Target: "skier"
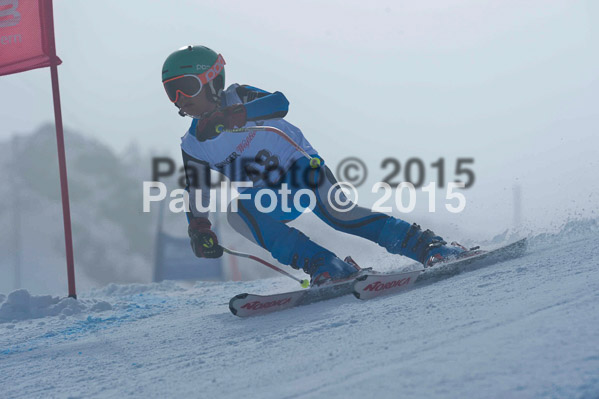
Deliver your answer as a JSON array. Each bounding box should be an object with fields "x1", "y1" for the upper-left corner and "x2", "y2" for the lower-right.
[{"x1": 162, "y1": 45, "x2": 470, "y2": 286}]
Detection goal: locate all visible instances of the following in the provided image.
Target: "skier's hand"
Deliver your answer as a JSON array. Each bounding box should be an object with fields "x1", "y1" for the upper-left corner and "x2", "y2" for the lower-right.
[
  {"x1": 195, "y1": 104, "x2": 247, "y2": 138},
  {"x1": 188, "y1": 217, "x2": 223, "y2": 259}
]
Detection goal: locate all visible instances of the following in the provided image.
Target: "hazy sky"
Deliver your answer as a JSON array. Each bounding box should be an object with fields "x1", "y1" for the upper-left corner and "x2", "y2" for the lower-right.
[{"x1": 2, "y1": 0, "x2": 598, "y2": 235}]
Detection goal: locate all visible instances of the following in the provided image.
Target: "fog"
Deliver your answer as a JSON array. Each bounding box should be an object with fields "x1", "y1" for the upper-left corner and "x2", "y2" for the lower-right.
[{"x1": 1, "y1": 0, "x2": 598, "y2": 294}]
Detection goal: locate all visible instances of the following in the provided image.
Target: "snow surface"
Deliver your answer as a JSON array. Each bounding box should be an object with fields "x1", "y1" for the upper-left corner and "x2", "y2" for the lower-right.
[
  {"x1": 1, "y1": 219, "x2": 598, "y2": 399},
  {"x1": 0, "y1": 290, "x2": 111, "y2": 323}
]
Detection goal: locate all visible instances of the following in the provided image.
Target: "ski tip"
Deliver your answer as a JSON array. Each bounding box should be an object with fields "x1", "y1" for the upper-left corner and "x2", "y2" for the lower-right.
[
  {"x1": 352, "y1": 274, "x2": 369, "y2": 298},
  {"x1": 229, "y1": 293, "x2": 249, "y2": 316}
]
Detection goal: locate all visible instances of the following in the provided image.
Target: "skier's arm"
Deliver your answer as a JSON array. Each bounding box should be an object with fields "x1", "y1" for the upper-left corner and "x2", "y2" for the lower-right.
[
  {"x1": 182, "y1": 149, "x2": 212, "y2": 223},
  {"x1": 182, "y1": 149, "x2": 223, "y2": 258},
  {"x1": 235, "y1": 85, "x2": 289, "y2": 121},
  {"x1": 196, "y1": 86, "x2": 290, "y2": 138}
]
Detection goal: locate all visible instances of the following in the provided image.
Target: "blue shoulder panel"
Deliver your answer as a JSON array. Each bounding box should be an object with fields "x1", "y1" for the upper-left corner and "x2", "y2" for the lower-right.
[
  {"x1": 245, "y1": 91, "x2": 289, "y2": 121},
  {"x1": 242, "y1": 85, "x2": 269, "y2": 94}
]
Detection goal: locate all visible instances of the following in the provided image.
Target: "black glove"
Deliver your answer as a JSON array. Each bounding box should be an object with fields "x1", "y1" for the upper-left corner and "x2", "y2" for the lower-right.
[
  {"x1": 188, "y1": 218, "x2": 223, "y2": 258},
  {"x1": 195, "y1": 104, "x2": 247, "y2": 140}
]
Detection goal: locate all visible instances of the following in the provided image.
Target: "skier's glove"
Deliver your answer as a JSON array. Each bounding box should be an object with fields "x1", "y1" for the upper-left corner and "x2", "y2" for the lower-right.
[
  {"x1": 195, "y1": 104, "x2": 247, "y2": 138},
  {"x1": 188, "y1": 218, "x2": 223, "y2": 259}
]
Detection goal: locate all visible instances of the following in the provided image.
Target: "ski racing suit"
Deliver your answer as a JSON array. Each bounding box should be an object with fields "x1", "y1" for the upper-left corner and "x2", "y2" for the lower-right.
[{"x1": 180, "y1": 84, "x2": 461, "y2": 273}]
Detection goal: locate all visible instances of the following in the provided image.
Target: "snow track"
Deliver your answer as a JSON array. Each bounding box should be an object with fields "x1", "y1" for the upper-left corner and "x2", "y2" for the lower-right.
[{"x1": 1, "y1": 220, "x2": 598, "y2": 398}]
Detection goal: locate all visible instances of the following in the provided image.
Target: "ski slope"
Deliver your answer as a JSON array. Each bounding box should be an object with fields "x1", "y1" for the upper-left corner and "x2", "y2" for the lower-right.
[{"x1": 1, "y1": 220, "x2": 598, "y2": 399}]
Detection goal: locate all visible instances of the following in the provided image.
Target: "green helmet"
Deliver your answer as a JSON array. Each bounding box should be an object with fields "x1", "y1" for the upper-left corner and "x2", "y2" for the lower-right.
[{"x1": 162, "y1": 45, "x2": 225, "y2": 102}]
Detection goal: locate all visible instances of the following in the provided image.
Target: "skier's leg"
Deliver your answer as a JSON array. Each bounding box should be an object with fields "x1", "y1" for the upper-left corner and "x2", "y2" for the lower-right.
[
  {"x1": 299, "y1": 158, "x2": 466, "y2": 266},
  {"x1": 305, "y1": 163, "x2": 390, "y2": 241},
  {"x1": 226, "y1": 187, "x2": 358, "y2": 282},
  {"x1": 227, "y1": 193, "x2": 325, "y2": 269}
]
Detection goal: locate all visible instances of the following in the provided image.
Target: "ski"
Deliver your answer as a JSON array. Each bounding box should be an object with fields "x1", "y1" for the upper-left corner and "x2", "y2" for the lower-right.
[
  {"x1": 229, "y1": 238, "x2": 528, "y2": 316},
  {"x1": 415, "y1": 237, "x2": 527, "y2": 285},
  {"x1": 352, "y1": 238, "x2": 528, "y2": 300},
  {"x1": 352, "y1": 269, "x2": 423, "y2": 300},
  {"x1": 229, "y1": 276, "x2": 357, "y2": 317}
]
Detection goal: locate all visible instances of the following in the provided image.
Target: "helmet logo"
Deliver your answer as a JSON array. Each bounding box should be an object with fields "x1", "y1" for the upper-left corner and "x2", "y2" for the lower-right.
[
  {"x1": 196, "y1": 64, "x2": 210, "y2": 71},
  {"x1": 202, "y1": 54, "x2": 225, "y2": 83}
]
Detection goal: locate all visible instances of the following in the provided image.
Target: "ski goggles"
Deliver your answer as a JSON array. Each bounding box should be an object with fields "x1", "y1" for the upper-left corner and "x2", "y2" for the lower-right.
[{"x1": 163, "y1": 54, "x2": 226, "y2": 103}]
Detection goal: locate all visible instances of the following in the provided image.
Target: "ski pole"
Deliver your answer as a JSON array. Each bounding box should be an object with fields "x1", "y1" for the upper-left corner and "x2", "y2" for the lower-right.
[
  {"x1": 222, "y1": 246, "x2": 310, "y2": 288},
  {"x1": 221, "y1": 126, "x2": 322, "y2": 169}
]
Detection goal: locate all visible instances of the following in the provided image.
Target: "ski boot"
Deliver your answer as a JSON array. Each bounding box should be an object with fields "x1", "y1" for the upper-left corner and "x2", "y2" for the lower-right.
[
  {"x1": 426, "y1": 241, "x2": 484, "y2": 267},
  {"x1": 305, "y1": 252, "x2": 361, "y2": 286},
  {"x1": 379, "y1": 220, "x2": 481, "y2": 267}
]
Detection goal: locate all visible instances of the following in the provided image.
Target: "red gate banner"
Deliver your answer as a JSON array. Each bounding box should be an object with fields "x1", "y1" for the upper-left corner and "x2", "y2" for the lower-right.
[
  {"x1": 0, "y1": 0, "x2": 61, "y2": 76},
  {"x1": 1, "y1": 0, "x2": 76, "y2": 298}
]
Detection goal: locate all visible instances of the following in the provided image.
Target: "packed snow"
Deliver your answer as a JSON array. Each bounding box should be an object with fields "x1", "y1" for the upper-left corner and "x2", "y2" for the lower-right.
[
  {"x1": 0, "y1": 219, "x2": 598, "y2": 398},
  {"x1": 0, "y1": 289, "x2": 111, "y2": 323}
]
